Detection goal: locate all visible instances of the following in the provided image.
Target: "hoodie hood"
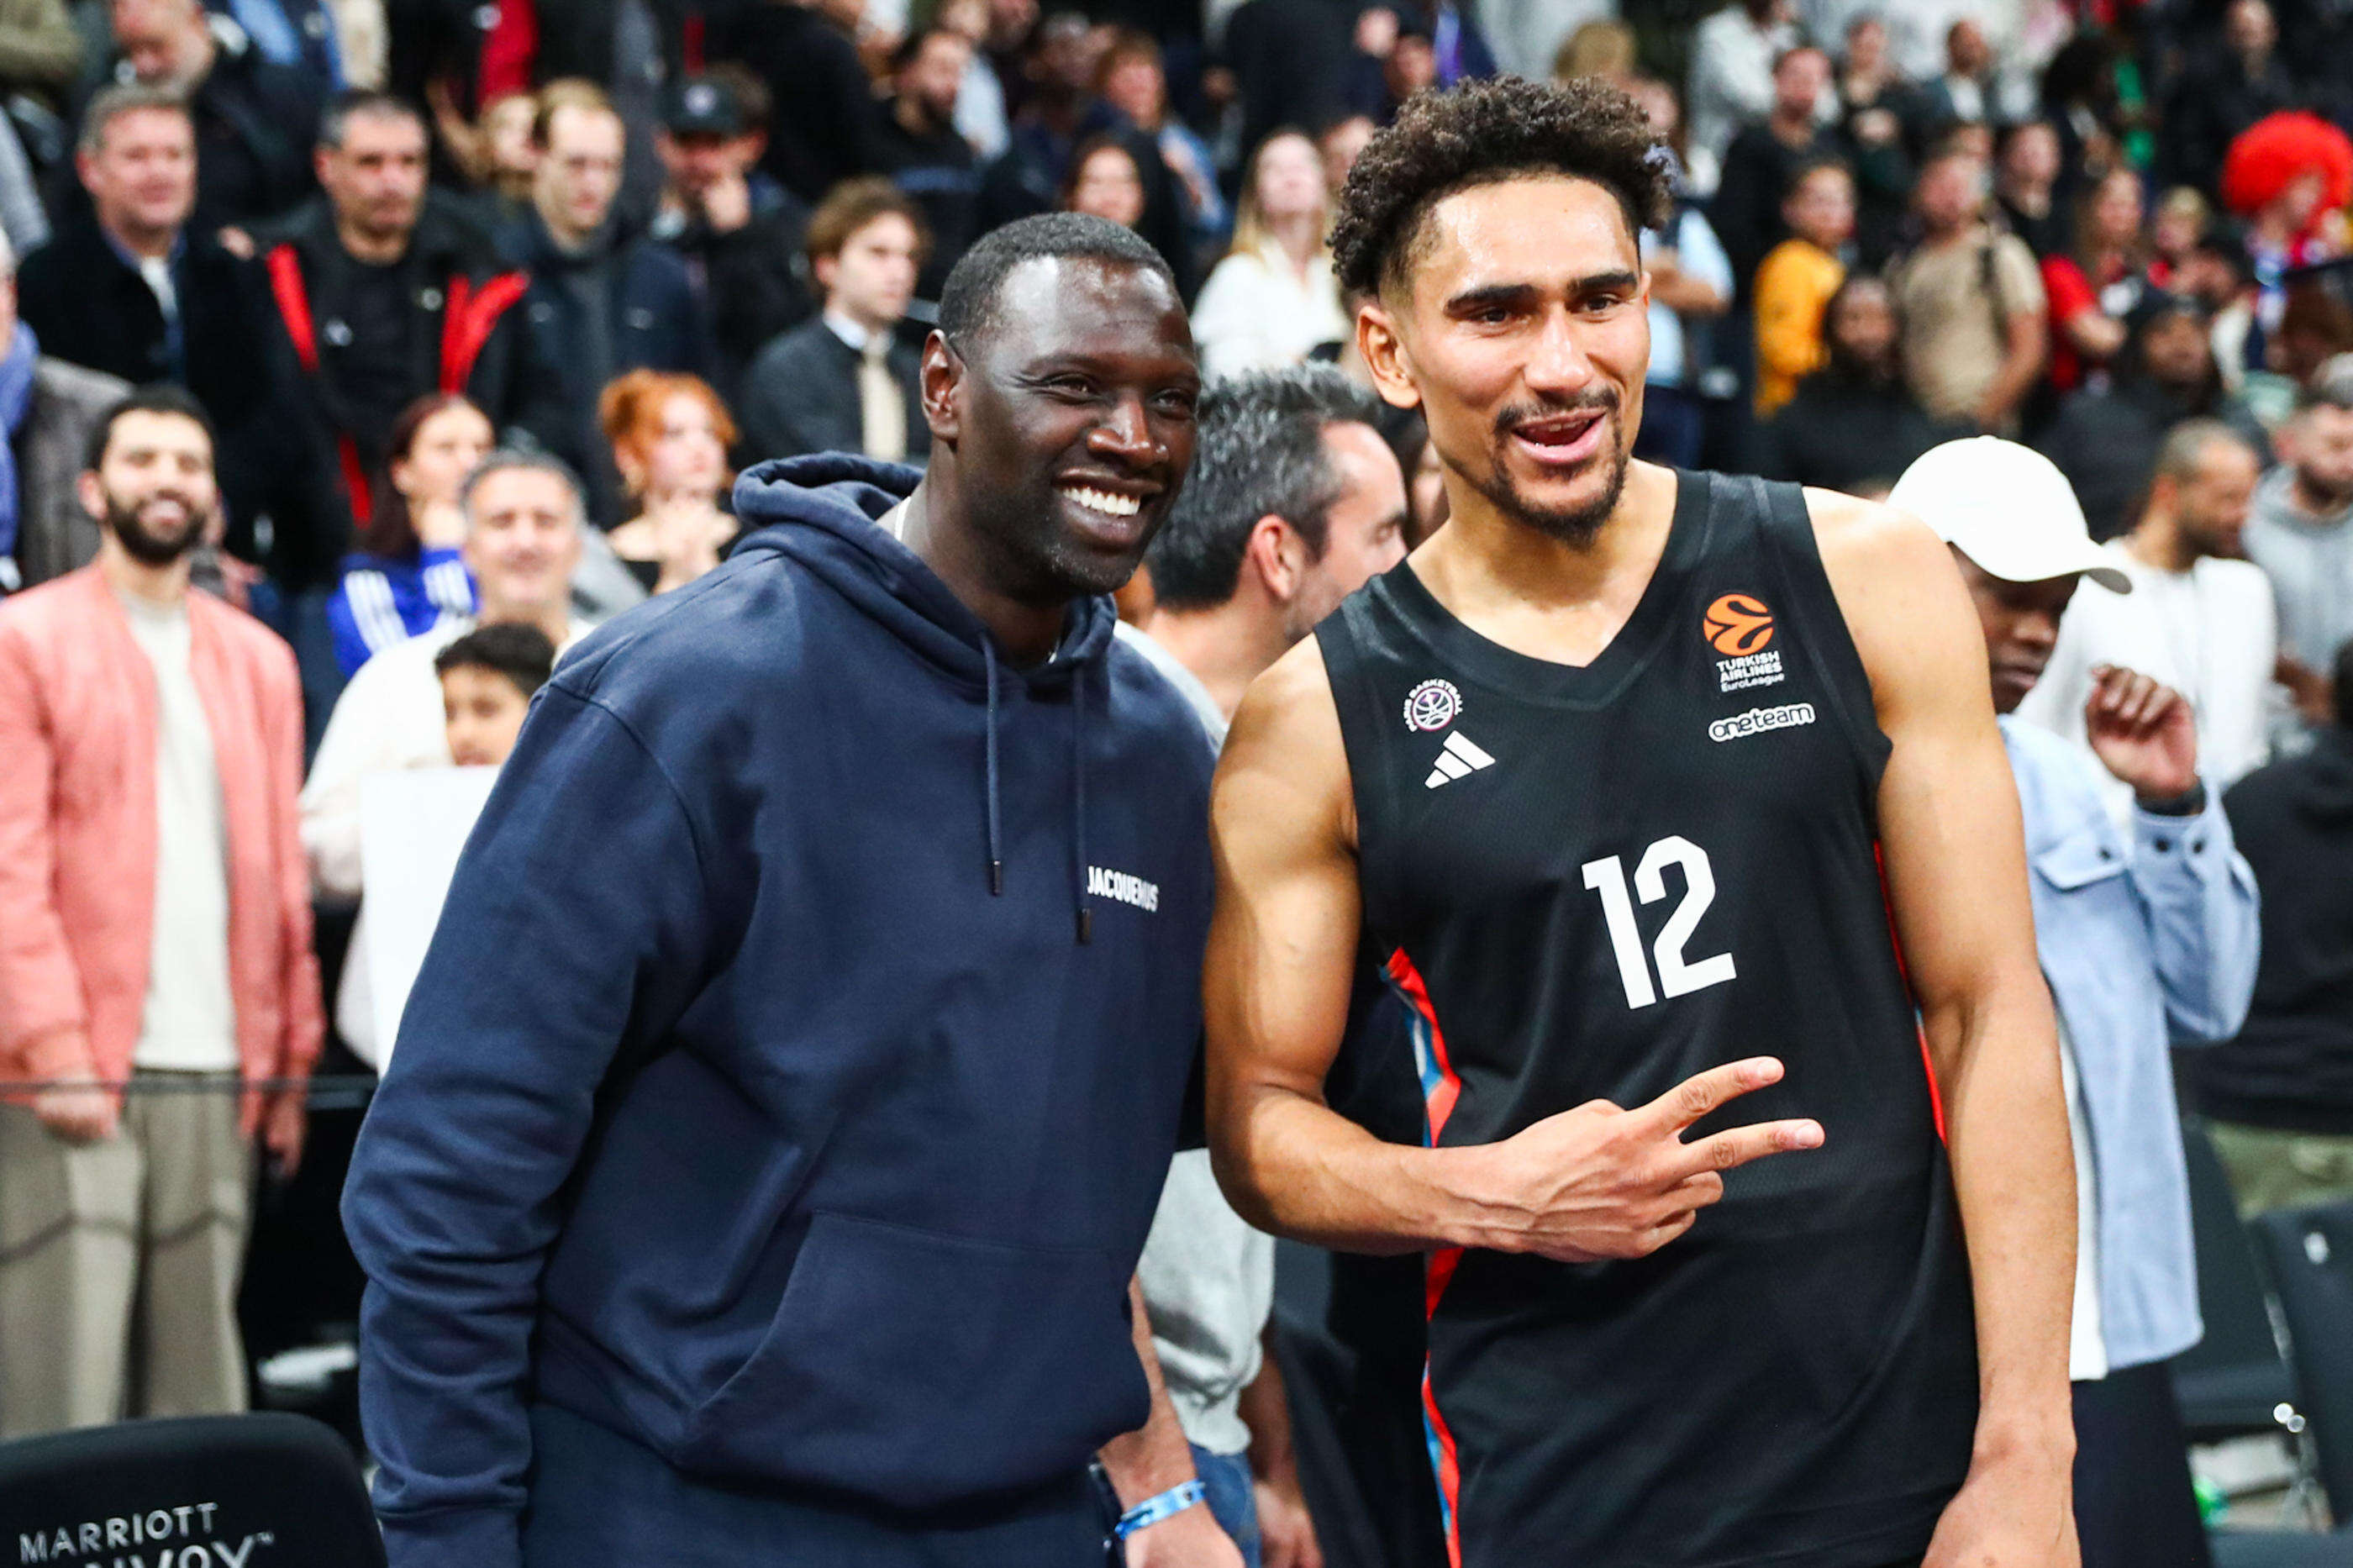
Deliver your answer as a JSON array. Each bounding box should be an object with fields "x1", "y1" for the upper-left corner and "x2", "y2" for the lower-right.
[
  {"x1": 731, "y1": 452, "x2": 1122, "y2": 935},
  {"x1": 2294, "y1": 726, "x2": 2353, "y2": 825}
]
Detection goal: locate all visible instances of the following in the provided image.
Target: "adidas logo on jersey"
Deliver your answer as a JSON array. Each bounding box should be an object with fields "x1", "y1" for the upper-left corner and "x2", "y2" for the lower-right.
[{"x1": 1424, "y1": 731, "x2": 1497, "y2": 789}]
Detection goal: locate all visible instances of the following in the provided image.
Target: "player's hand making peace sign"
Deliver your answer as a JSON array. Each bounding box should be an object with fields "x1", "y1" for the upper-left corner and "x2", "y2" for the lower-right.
[{"x1": 1467, "y1": 1057, "x2": 1824, "y2": 1262}]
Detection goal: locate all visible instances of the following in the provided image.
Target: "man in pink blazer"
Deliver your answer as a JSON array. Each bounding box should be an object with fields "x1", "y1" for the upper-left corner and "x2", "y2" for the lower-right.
[{"x1": 0, "y1": 385, "x2": 321, "y2": 1437}]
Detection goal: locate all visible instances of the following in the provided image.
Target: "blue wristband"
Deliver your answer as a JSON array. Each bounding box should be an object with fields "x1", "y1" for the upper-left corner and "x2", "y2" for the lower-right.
[{"x1": 1114, "y1": 1478, "x2": 1207, "y2": 1539}]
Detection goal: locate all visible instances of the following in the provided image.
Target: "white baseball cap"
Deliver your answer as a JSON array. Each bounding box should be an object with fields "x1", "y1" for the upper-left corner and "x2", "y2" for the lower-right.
[{"x1": 1886, "y1": 437, "x2": 2132, "y2": 594}]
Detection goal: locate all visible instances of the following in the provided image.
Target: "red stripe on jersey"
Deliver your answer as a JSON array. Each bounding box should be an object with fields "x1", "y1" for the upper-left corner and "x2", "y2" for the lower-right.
[
  {"x1": 1385, "y1": 947, "x2": 1462, "y2": 1140},
  {"x1": 1423, "y1": 1363, "x2": 1466, "y2": 1568},
  {"x1": 1873, "y1": 842, "x2": 1945, "y2": 1141}
]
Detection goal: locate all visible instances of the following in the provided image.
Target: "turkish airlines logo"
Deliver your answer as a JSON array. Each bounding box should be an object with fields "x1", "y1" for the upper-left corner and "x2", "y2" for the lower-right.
[{"x1": 1703, "y1": 593, "x2": 1775, "y2": 657}]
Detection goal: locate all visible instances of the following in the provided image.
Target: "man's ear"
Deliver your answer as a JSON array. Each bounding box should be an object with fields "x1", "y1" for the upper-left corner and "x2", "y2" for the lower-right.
[
  {"x1": 920, "y1": 330, "x2": 962, "y2": 443},
  {"x1": 1358, "y1": 296, "x2": 1423, "y2": 413},
  {"x1": 76, "y1": 469, "x2": 103, "y2": 524},
  {"x1": 1242, "y1": 513, "x2": 1299, "y2": 602},
  {"x1": 813, "y1": 251, "x2": 839, "y2": 297}
]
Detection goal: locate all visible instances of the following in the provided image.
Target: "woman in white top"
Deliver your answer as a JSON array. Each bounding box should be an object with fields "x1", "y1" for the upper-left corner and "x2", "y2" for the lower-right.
[{"x1": 1188, "y1": 130, "x2": 1352, "y2": 379}]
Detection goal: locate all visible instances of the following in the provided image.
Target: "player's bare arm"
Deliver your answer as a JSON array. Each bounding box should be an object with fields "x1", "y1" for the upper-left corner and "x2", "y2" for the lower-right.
[
  {"x1": 1812, "y1": 488, "x2": 2080, "y2": 1566},
  {"x1": 1205, "y1": 635, "x2": 1824, "y2": 1262}
]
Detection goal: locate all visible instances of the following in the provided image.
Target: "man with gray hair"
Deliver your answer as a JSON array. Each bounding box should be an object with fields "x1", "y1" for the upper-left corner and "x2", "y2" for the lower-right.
[
  {"x1": 1134, "y1": 367, "x2": 1409, "y2": 722},
  {"x1": 300, "y1": 450, "x2": 590, "y2": 939},
  {"x1": 1123, "y1": 364, "x2": 1408, "y2": 1567},
  {"x1": 2018, "y1": 418, "x2": 2277, "y2": 797}
]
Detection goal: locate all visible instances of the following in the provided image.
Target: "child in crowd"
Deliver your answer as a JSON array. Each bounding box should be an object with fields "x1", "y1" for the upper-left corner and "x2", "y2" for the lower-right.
[
  {"x1": 1753, "y1": 159, "x2": 1856, "y2": 416},
  {"x1": 436, "y1": 623, "x2": 557, "y2": 768},
  {"x1": 337, "y1": 623, "x2": 558, "y2": 1071}
]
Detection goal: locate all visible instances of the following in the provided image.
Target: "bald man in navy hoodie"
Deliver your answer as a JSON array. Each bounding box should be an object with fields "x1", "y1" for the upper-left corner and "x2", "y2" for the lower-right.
[{"x1": 344, "y1": 214, "x2": 1240, "y2": 1568}]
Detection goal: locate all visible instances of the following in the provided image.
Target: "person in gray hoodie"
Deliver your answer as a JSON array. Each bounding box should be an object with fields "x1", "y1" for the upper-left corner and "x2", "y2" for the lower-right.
[{"x1": 2245, "y1": 363, "x2": 2353, "y2": 736}]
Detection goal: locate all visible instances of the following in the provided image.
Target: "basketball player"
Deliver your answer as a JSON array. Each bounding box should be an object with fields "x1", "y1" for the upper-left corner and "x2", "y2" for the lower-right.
[{"x1": 1205, "y1": 78, "x2": 2079, "y2": 1568}]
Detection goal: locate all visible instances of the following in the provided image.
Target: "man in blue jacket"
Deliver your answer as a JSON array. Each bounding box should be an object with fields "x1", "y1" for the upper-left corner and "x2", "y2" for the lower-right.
[
  {"x1": 1891, "y1": 438, "x2": 2260, "y2": 1568},
  {"x1": 343, "y1": 213, "x2": 1240, "y2": 1568}
]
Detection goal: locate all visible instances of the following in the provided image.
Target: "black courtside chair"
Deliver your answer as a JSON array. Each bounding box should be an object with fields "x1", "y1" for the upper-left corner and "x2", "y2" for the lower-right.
[
  {"x1": 2177, "y1": 1117, "x2": 2306, "y2": 1446},
  {"x1": 0, "y1": 1411, "x2": 383, "y2": 1567},
  {"x1": 2255, "y1": 1202, "x2": 2353, "y2": 1524}
]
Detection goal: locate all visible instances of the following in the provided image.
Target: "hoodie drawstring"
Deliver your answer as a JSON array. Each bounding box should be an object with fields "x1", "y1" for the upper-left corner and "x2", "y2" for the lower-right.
[
  {"x1": 1073, "y1": 666, "x2": 1092, "y2": 945},
  {"x1": 980, "y1": 632, "x2": 1092, "y2": 945},
  {"x1": 982, "y1": 634, "x2": 1003, "y2": 897}
]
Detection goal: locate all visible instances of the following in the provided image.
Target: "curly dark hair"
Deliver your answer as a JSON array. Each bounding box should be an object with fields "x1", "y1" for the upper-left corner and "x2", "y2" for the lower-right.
[{"x1": 1329, "y1": 76, "x2": 1673, "y2": 299}]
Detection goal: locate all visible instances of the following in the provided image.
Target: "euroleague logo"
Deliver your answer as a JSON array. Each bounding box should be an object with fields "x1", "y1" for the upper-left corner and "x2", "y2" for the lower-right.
[
  {"x1": 1705, "y1": 592, "x2": 1787, "y2": 692},
  {"x1": 1403, "y1": 678, "x2": 1461, "y2": 732},
  {"x1": 1703, "y1": 593, "x2": 1776, "y2": 656}
]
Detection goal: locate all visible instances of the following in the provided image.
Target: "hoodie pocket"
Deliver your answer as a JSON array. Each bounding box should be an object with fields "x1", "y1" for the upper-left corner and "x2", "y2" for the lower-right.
[{"x1": 675, "y1": 1211, "x2": 1146, "y2": 1509}]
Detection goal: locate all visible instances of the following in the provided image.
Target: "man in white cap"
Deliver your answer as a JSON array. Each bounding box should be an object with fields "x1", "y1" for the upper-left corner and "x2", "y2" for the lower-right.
[{"x1": 1890, "y1": 436, "x2": 2259, "y2": 1568}]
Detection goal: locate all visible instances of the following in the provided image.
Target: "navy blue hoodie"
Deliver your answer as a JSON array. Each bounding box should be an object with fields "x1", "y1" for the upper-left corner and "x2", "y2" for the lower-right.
[{"x1": 342, "y1": 455, "x2": 1216, "y2": 1566}]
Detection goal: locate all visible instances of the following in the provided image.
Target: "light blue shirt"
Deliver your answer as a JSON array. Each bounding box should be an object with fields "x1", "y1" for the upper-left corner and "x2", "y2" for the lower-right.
[{"x1": 2002, "y1": 716, "x2": 2261, "y2": 1371}]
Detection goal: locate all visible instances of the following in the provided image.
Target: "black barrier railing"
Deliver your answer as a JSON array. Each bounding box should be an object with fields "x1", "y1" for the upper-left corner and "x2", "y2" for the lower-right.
[{"x1": 0, "y1": 1075, "x2": 382, "y2": 1109}]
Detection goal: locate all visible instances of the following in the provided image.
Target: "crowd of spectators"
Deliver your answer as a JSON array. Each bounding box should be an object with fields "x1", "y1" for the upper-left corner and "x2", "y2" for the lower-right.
[{"x1": 6, "y1": 0, "x2": 2353, "y2": 1553}]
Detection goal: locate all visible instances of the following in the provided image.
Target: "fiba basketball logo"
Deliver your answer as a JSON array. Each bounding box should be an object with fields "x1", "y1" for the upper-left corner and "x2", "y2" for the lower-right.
[
  {"x1": 1403, "y1": 679, "x2": 1462, "y2": 733},
  {"x1": 1703, "y1": 594, "x2": 1775, "y2": 656}
]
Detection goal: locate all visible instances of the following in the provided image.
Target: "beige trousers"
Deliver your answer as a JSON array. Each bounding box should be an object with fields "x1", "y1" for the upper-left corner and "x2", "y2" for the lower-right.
[{"x1": 0, "y1": 1071, "x2": 252, "y2": 1437}]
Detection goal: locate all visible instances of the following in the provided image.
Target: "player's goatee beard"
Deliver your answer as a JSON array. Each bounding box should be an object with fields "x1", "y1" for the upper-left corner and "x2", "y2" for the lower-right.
[{"x1": 1477, "y1": 399, "x2": 1630, "y2": 546}]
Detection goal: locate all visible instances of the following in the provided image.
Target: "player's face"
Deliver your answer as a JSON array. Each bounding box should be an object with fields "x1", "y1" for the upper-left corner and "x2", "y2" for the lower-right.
[
  {"x1": 929, "y1": 255, "x2": 1198, "y2": 602},
  {"x1": 1362, "y1": 175, "x2": 1649, "y2": 545},
  {"x1": 1953, "y1": 550, "x2": 2077, "y2": 714}
]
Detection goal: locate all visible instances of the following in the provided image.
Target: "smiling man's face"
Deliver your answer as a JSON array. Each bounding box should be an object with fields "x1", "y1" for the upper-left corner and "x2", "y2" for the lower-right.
[
  {"x1": 82, "y1": 408, "x2": 217, "y2": 566},
  {"x1": 936, "y1": 254, "x2": 1199, "y2": 602},
  {"x1": 1363, "y1": 173, "x2": 1650, "y2": 545}
]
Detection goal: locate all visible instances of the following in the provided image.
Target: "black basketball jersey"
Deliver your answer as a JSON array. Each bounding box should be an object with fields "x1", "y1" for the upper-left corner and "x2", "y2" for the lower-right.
[{"x1": 1314, "y1": 471, "x2": 1979, "y2": 1568}]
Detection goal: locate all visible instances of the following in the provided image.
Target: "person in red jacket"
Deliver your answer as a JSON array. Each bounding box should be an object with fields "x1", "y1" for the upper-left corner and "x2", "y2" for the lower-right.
[{"x1": 0, "y1": 385, "x2": 322, "y2": 1438}]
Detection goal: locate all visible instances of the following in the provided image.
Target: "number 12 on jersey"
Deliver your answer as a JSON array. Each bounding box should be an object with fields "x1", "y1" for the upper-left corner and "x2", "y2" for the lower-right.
[{"x1": 1580, "y1": 836, "x2": 1739, "y2": 1009}]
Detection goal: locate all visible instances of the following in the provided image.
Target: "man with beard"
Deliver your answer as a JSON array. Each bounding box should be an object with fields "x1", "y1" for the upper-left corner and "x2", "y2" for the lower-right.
[
  {"x1": 1206, "y1": 78, "x2": 2079, "y2": 1568},
  {"x1": 0, "y1": 386, "x2": 319, "y2": 1437},
  {"x1": 872, "y1": 26, "x2": 984, "y2": 300},
  {"x1": 2019, "y1": 421, "x2": 2272, "y2": 799},
  {"x1": 2245, "y1": 368, "x2": 2353, "y2": 733},
  {"x1": 344, "y1": 213, "x2": 1243, "y2": 1568}
]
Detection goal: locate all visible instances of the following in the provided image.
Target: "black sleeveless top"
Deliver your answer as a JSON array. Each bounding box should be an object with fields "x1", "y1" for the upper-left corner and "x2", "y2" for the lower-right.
[{"x1": 1315, "y1": 471, "x2": 1978, "y2": 1568}]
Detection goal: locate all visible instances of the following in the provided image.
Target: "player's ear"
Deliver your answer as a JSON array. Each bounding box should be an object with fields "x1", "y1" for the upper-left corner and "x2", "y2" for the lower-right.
[
  {"x1": 1357, "y1": 296, "x2": 1423, "y2": 413},
  {"x1": 920, "y1": 331, "x2": 961, "y2": 444}
]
